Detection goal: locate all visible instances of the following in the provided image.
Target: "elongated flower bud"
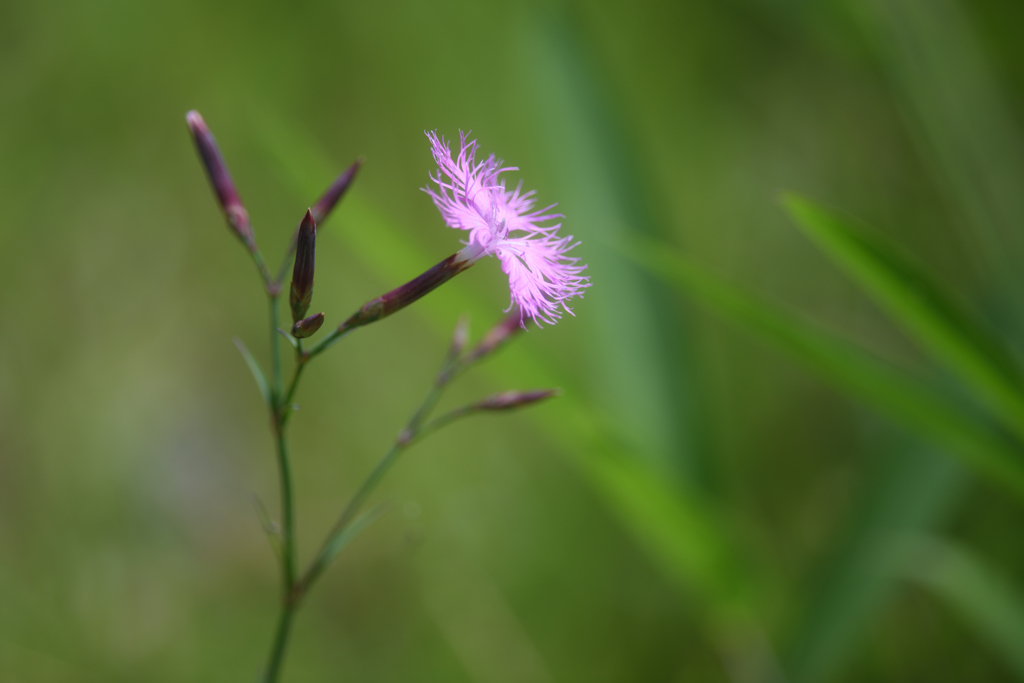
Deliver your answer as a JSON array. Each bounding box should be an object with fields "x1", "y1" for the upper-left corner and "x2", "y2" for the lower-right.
[
  {"x1": 277, "y1": 160, "x2": 364, "y2": 282},
  {"x1": 185, "y1": 111, "x2": 254, "y2": 248},
  {"x1": 466, "y1": 307, "x2": 526, "y2": 363},
  {"x1": 476, "y1": 389, "x2": 561, "y2": 411},
  {"x1": 290, "y1": 210, "x2": 316, "y2": 322},
  {"x1": 339, "y1": 250, "x2": 475, "y2": 332},
  {"x1": 311, "y1": 158, "x2": 363, "y2": 224},
  {"x1": 292, "y1": 312, "x2": 325, "y2": 339}
]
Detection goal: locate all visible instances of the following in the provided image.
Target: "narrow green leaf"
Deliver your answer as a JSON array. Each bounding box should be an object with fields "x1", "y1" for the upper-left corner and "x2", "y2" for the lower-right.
[
  {"x1": 629, "y1": 239, "x2": 1024, "y2": 501},
  {"x1": 250, "y1": 492, "x2": 282, "y2": 560},
  {"x1": 276, "y1": 328, "x2": 299, "y2": 350},
  {"x1": 905, "y1": 538, "x2": 1024, "y2": 679},
  {"x1": 854, "y1": 0, "x2": 1024, "y2": 300},
  {"x1": 519, "y1": 17, "x2": 701, "y2": 481},
  {"x1": 783, "y1": 194, "x2": 1024, "y2": 441},
  {"x1": 584, "y1": 443, "x2": 748, "y2": 609},
  {"x1": 786, "y1": 444, "x2": 965, "y2": 682},
  {"x1": 250, "y1": 492, "x2": 280, "y2": 537},
  {"x1": 318, "y1": 500, "x2": 392, "y2": 570},
  {"x1": 233, "y1": 337, "x2": 271, "y2": 407}
]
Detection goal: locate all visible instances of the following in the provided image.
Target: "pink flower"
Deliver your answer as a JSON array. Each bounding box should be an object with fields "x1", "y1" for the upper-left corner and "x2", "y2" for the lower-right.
[{"x1": 424, "y1": 131, "x2": 590, "y2": 326}]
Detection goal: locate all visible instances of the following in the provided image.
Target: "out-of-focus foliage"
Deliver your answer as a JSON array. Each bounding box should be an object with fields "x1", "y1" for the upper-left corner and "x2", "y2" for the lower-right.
[{"x1": 2, "y1": 0, "x2": 1024, "y2": 681}]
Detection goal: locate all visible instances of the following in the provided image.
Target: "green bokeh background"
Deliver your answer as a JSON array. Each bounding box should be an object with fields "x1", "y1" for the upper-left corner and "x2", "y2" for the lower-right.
[{"x1": 3, "y1": 0, "x2": 1024, "y2": 680}]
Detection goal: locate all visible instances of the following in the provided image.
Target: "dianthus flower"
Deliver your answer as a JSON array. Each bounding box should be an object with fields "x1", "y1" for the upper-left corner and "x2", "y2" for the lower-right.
[{"x1": 424, "y1": 131, "x2": 589, "y2": 326}]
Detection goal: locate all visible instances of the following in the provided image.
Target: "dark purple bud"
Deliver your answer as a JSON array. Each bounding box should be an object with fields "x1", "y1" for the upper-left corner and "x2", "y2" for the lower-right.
[
  {"x1": 466, "y1": 307, "x2": 526, "y2": 362},
  {"x1": 277, "y1": 159, "x2": 364, "y2": 283},
  {"x1": 292, "y1": 312, "x2": 325, "y2": 339},
  {"x1": 290, "y1": 210, "x2": 316, "y2": 322},
  {"x1": 476, "y1": 389, "x2": 561, "y2": 411},
  {"x1": 311, "y1": 158, "x2": 363, "y2": 224},
  {"x1": 339, "y1": 251, "x2": 474, "y2": 332},
  {"x1": 185, "y1": 110, "x2": 254, "y2": 247}
]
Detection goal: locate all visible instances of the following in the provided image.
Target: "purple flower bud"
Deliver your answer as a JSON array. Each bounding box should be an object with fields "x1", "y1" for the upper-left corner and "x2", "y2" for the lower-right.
[
  {"x1": 290, "y1": 210, "x2": 316, "y2": 323},
  {"x1": 339, "y1": 250, "x2": 475, "y2": 332},
  {"x1": 476, "y1": 389, "x2": 561, "y2": 411},
  {"x1": 185, "y1": 111, "x2": 254, "y2": 248},
  {"x1": 466, "y1": 308, "x2": 526, "y2": 362},
  {"x1": 277, "y1": 160, "x2": 364, "y2": 284},
  {"x1": 292, "y1": 312, "x2": 325, "y2": 339},
  {"x1": 311, "y1": 158, "x2": 363, "y2": 224}
]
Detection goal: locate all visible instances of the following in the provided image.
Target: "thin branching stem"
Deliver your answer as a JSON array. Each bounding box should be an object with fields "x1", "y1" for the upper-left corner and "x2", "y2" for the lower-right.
[
  {"x1": 414, "y1": 404, "x2": 478, "y2": 441},
  {"x1": 304, "y1": 324, "x2": 354, "y2": 361},
  {"x1": 262, "y1": 286, "x2": 299, "y2": 683},
  {"x1": 261, "y1": 602, "x2": 295, "y2": 683},
  {"x1": 269, "y1": 297, "x2": 283, "y2": 402},
  {"x1": 273, "y1": 420, "x2": 297, "y2": 586},
  {"x1": 279, "y1": 359, "x2": 307, "y2": 427},
  {"x1": 258, "y1": 298, "x2": 491, "y2": 681},
  {"x1": 297, "y1": 360, "x2": 458, "y2": 594},
  {"x1": 251, "y1": 247, "x2": 275, "y2": 295}
]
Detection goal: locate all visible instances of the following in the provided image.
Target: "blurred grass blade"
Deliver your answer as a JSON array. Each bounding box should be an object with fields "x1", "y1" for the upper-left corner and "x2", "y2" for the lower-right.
[
  {"x1": 786, "y1": 443, "x2": 964, "y2": 682},
  {"x1": 783, "y1": 194, "x2": 1024, "y2": 441},
  {"x1": 629, "y1": 238, "x2": 1024, "y2": 500},
  {"x1": 905, "y1": 538, "x2": 1024, "y2": 678},
  {"x1": 519, "y1": 14, "x2": 702, "y2": 480},
  {"x1": 587, "y1": 443, "x2": 745, "y2": 607},
  {"x1": 583, "y1": 444, "x2": 787, "y2": 681},
  {"x1": 233, "y1": 337, "x2": 271, "y2": 407},
  {"x1": 857, "y1": 0, "x2": 1024, "y2": 299}
]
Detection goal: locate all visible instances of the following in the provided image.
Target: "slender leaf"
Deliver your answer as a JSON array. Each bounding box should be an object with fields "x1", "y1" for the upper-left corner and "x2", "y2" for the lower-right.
[
  {"x1": 783, "y1": 194, "x2": 1024, "y2": 441},
  {"x1": 250, "y1": 492, "x2": 283, "y2": 560},
  {"x1": 233, "y1": 337, "x2": 271, "y2": 407},
  {"x1": 318, "y1": 500, "x2": 392, "y2": 571},
  {"x1": 786, "y1": 443, "x2": 965, "y2": 682},
  {"x1": 629, "y1": 239, "x2": 1024, "y2": 501},
  {"x1": 276, "y1": 328, "x2": 299, "y2": 350},
  {"x1": 905, "y1": 538, "x2": 1024, "y2": 679},
  {"x1": 585, "y1": 442, "x2": 747, "y2": 608},
  {"x1": 855, "y1": 0, "x2": 1024, "y2": 300},
  {"x1": 520, "y1": 16, "x2": 703, "y2": 482}
]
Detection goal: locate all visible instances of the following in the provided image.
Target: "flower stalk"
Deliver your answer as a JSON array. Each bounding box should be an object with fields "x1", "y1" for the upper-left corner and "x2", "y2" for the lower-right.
[{"x1": 186, "y1": 115, "x2": 582, "y2": 683}]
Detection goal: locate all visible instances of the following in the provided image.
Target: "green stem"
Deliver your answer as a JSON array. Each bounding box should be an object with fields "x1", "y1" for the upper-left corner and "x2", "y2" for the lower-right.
[
  {"x1": 304, "y1": 324, "x2": 353, "y2": 361},
  {"x1": 299, "y1": 374, "x2": 451, "y2": 591},
  {"x1": 278, "y1": 360, "x2": 308, "y2": 429},
  {"x1": 407, "y1": 379, "x2": 447, "y2": 431},
  {"x1": 414, "y1": 404, "x2": 478, "y2": 441},
  {"x1": 260, "y1": 304, "x2": 462, "y2": 679},
  {"x1": 274, "y1": 421, "x2": 297, "y2": 587},
  {"x1": 263, "y1": 288, "x2": 298, "y2": 683},
  {"x1": 251, "y1": 248, "x2": 275, "y2": 293},
  {"x1": 261, "y1": 597, "x2": 297, "y2": 683},
  {"x1": 301, "y1": 441, "x2": 402, "y2": 589},
  {"x1": 269, "y1": 297, "x2": 283, "y2": 401}
]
